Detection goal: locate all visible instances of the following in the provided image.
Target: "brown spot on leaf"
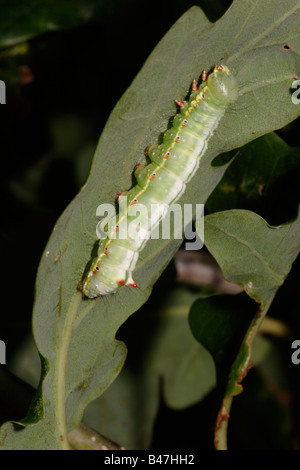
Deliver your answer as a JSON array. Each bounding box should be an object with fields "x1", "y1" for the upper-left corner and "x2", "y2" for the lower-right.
[
  {"x1": 19, "y1": 65, "x2": 34, "y2": 85},
  {"x1": 258, "y1": 184, "x2": 266, "y2": 196},
  {"x1": 220, "y1": 183, "x2": 236, "y2": 194},
  {"x1": 214, "y1": 404, "x2": 230, "y2": 448}
]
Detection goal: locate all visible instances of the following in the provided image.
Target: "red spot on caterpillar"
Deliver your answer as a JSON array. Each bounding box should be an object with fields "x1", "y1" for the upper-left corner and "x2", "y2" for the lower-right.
[
  {"x1": 93, "y1": 264, "x2": 101, "y2": 274},
  {"x1": 201, "y1": 70, "x2": 207, "y2": 82},
  {"x1": 104, "y1": 247, "x2": 108, "y2": 255},
  {"x1": 216, "y1": 64, "x2": 224, "y2": 71},
  {"x1": 116, "y1": 191, "x2": 123, "y2": 200},
  {"x1": 77, "y1": 282, "x2": 83, "y2": 292},
  {"x1": 129, "y1": 282, "x2": 137, "y2": 288},
  {"x1": 192, "y1": 79, "x2": 198, "y2": 91},
  {"x1": 135, "y1": 163, "x2": 144, "y2": 169},
  {"x1": 174, "y1": 136, "x2": 180, "y2": 142},
  {"x1": 130, "y1": 198, "x2": 138, "y2": 206},
  {"x1": 114, "y1": 224, "x2": 119, "y2": 232},
  {"x1": 144, "y1": 146, "x2": 151, "y2": 155},
  {"x1": 164, "y1": 152, "x2": 170, "y2": 159},
  {"x1": 175, "y1": 100, "x2": 185, "y2": 107},
  {"x1": 118, "y1": 280, "x2": 125, "y2": 286},
  {"x1": 150, "y1": 173, "x2": 156, "y2": 180}
]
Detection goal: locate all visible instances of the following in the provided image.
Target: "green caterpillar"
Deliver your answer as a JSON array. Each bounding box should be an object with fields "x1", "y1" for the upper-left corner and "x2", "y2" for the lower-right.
[{"x1": 83, "y1": 65, "x2": 238, "y2": 298}]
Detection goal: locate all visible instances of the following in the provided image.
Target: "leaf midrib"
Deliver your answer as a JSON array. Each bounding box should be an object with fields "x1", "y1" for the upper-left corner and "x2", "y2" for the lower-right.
[{"x1": 227, "y1": 2, "x2": 300, "y2": 63}]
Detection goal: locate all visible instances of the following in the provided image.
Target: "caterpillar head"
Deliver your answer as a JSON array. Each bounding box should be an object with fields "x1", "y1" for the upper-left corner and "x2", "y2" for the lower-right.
[{"x1": 207, "y1": 64, "x2": 238, "y2": 104}]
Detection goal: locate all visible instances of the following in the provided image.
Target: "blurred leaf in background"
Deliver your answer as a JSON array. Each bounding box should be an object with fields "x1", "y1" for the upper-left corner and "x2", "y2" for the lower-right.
[{"x1": 0, "y1": 0, "x2": 300, "y2": 450}]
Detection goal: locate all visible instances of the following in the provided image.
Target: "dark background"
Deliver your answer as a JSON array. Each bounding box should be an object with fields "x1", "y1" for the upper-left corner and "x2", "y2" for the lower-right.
[{"x1": 0, "y1": 0, "x2": 299, "y2": 450}]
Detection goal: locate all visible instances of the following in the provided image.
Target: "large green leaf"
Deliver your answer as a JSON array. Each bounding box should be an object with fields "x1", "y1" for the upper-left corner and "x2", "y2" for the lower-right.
[
  {"x1": 84, "y1": 287, "x2": 216, "y2": 449},
  {"x1": 1, "y1": 0, "x2": 300, "y2": 449}
]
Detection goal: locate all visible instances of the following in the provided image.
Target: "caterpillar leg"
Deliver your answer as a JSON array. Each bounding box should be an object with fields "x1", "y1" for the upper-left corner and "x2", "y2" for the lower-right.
[
  {"x1": 135, "y1": 163, "x2": 144, "y2": 170},
  {"x1": 174, "y1": 99, "x2": 186, "y2": 107},
  {"x1": 126, "y1": 273, "x2": 137, "y2": 288},
  {"x1": 144, "y1": 145, "x2": 151, "y2": 156},
  {"x1": 116, "y1": 190, "x2": 126, "y2": 201}
]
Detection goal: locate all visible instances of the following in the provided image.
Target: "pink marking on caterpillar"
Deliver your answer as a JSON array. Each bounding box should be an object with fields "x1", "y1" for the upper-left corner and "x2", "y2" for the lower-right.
[
  {"x1": 128, "y1": 281, "x2": 137, "y2": 288},
  {"x1": 175, "y1": 100, "x2": 185, "y2": 107},
  {"x1": 115, "y1": 191, "x2": 124, "y2": 200},
  {"x1": 130, "y1": 198, "x2": 138, "y2": 206}
]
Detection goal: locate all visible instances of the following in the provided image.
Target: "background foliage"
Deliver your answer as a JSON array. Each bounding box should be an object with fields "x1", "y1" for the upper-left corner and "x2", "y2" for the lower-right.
[{"x1": 0, "y1": 0, "x2": 300, "y2": 450}]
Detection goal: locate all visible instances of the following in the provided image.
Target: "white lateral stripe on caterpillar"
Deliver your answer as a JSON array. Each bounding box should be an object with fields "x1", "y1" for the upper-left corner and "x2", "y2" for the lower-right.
[{"x1": 83, "y1": 65, "x2": 238, "y2": 298}]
